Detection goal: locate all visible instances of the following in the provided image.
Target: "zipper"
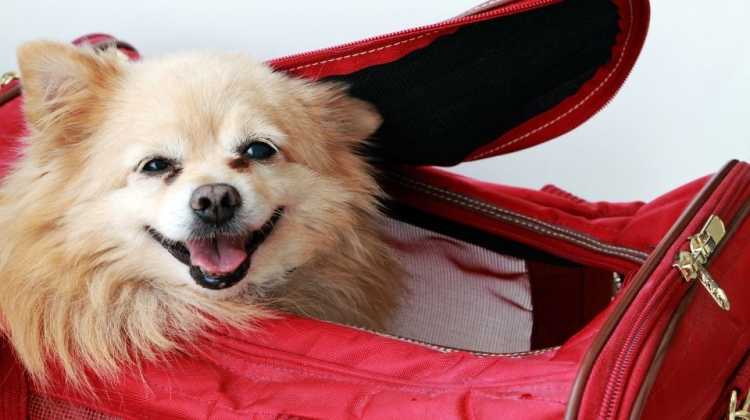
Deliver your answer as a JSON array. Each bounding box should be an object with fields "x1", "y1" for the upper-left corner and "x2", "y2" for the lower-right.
[
  {"x1": 599, "y1": 182, "x2": 750, "y2": 419},
  {"x1": 340, "y1": 322, "x2": 560, "y2": 358},
  {"x1": 385, "y1": 171, "x2": 649, "y2": 264},
  {"x1": 564, "y1": 162, "x2": 739, "y2": 420},
  {"x1": 270, "y1": 0, "x2": 558, "y2": 69}
]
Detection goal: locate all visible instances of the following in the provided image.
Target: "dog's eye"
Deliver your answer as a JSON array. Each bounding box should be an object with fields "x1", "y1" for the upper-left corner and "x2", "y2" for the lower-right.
[
  {"x1": 244, "y1": 141, "x2": 277, "y2": 160},
  {"x1": 141, "y1": 158, "x2": 172, "y2": 174}
]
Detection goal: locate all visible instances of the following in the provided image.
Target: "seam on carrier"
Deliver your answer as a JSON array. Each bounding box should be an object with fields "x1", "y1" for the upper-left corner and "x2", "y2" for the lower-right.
[
  {"x1": 390, "y1": 173, "x2": 648, "y2": 262},
  {"x1": 288, "y1": 31, "x2": 439, "y2": 72}
]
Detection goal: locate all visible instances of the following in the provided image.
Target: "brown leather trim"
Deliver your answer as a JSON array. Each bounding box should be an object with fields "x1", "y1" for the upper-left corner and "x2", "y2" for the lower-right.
[
  {"x1": 709, "y1": 189, "x2": 750, "y2": 262},
  {"x1": 629, "y1": 286, "x2": 697, "y2": 419},
  {"x1": 564, "y1": 159, "x2": 739, "y2": 420},
  {"x1": 0, "y1": 40, "x2": 136, "y2": 108},
  {"x1": 629, "y1": 194, "x2": 750, "y2": 419}
]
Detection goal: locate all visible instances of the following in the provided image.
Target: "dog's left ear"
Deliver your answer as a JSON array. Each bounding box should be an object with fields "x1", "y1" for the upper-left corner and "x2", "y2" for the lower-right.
[
  {"x1": 17, "y1": 41, "x2": 124, "y2": 140},
  {"x1": 308, "y1": 82, "x2": 382, "y2": 143}
]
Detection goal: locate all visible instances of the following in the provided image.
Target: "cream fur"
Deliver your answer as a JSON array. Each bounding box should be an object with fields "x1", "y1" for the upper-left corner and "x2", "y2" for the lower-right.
[{"x1": 0, "y1": 41, "x2": 403, "y2": 390}]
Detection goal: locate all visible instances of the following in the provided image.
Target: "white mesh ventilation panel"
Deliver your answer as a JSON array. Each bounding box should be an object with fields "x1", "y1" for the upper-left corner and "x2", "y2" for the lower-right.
[{"x1": 382, "y1": 218, "x2": 533, "y2": 353}]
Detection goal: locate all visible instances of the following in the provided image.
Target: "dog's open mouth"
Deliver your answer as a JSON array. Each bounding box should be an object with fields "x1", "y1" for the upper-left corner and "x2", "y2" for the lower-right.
[{"x1": 146, "y1": 208, "x2": 284, "y2": 290}]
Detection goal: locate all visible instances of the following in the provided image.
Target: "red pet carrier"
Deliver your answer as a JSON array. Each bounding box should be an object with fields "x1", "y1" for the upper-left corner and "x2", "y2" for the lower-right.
[{"x1": 2, "y1": 1, "x2": 750, "y2": 419}]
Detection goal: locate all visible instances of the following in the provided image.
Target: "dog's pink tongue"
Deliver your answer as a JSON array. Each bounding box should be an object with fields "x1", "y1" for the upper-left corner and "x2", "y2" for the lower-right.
[{"x1": 185, "y1": 237, "x2": 247, "y2": 274}]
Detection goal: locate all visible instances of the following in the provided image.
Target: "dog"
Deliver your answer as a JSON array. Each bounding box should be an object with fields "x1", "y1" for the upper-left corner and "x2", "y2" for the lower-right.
[{"x1": 0, "y1": 41, "x2": 403, "y2": 389}]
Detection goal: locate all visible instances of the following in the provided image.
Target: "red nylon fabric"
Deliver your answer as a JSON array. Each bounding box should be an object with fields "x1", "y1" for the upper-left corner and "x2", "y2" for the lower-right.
[
  {"x1": 1, "y1": 2, "x2": 748, "y2": 418},
  {"x1": 0, "y1": 340, "x2": 26, "y2": 420},
  {"x1": 269, "y1": 0, "x2": 650, "y2": 163},
  {"x1": 574, "y1": 163, "x2": 750, "y2": 420},
  {"x1": 386, "y1": 166, "x2": 706, "y2": 274},
  {"x1": 631, "y1": 169, "x2": 750, "y2": 420},
  {"x1": 17, "y1": 318, "x2": 594, "y2": 419}
]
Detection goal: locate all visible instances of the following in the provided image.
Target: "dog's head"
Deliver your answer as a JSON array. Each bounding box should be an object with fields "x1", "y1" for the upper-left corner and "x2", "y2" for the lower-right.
[
  {"x1": 0, "y1": 40, "x2": 395, "y2": 389},
  {"x1": 15, "y1": 41, "x2": 383, "y2": 299}
]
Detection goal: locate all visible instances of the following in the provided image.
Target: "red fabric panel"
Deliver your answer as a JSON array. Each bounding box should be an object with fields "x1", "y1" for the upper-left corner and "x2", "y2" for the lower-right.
[
  {"x1": 705, "y1": 351, "x2": 750, "y2": 419},
  {"x1": 0, "y1": 339, "x2": 27, "y2": 420},
  {"x1": 268, "y1": 0, "x2": 650, "y2": 162},
  {"x1": 639, "y1": 178, "x2": 750, "y2": 419},
  {"x1": 32, "y1": 317, "x2": 588, "y2": 420},
  {"x1": 388, "y1": 166, "x2": 707, "y2": 274},
  {"x1": 576, "y1": 163, "x2": 750, "y2": 420},
  {"x1": 269, "y1": 0, "x2": 555, "y2": 81}
]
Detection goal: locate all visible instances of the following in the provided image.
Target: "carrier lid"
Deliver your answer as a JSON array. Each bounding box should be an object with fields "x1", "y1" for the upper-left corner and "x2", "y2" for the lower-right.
[
  {"x1": 271, "y1": 0, "x2": 650, "y2": 166},
  {"x1": 0, "y1": 1, "x2": 649, "y2": 167}
]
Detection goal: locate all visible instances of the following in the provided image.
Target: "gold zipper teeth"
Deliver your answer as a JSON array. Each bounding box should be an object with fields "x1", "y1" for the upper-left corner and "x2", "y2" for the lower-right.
[{"x1": 387, "y1": 172, "x2": 648, "y2": 263}]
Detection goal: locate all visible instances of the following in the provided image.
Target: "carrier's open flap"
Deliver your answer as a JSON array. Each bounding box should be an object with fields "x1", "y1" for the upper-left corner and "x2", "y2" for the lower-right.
[
  {"x1": 271, "y1": 0, "x2": 650, "y2": 166},
  {"x1": 0, "y1": 1, "x2": 648, "y2": 167}
]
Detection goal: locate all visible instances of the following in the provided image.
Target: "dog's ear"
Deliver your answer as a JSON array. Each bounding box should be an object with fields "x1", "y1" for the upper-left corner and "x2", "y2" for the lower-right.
[
  {"x1": 308, "y1": 82, "x2": 382, "y2": 144},
  {"x1": 17, "y1": 41, "x2": 123, "y2": 139}
]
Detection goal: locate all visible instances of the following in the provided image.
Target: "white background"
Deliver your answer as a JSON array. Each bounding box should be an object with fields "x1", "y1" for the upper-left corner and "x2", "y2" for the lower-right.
[{"x1": 4, "y1": 0, "x2": 749, "y2": 202}]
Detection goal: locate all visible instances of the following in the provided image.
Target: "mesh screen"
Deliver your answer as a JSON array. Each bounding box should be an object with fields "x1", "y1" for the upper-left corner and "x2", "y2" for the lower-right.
[
  {"x1": 28, "y1": 393, "x2": 120, "y2": 420},
  {"x1": 382, "y1": 218, "x2": 533, "y2": 353}
]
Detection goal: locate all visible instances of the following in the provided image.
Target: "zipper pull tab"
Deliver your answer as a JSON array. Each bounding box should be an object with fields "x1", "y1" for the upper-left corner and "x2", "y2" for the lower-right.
[
  {"x1": 673, "y1": 215, "x2": 729, "y2": 311},
  {"x1": 697, "y1": 266, "x2": 730, "y2": 310}
]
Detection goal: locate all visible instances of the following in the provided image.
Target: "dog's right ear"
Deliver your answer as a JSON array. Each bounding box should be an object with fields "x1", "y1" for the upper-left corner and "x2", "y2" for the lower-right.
[{"x1": 17, "y1": 41, "x2": 124, "y2": 141}]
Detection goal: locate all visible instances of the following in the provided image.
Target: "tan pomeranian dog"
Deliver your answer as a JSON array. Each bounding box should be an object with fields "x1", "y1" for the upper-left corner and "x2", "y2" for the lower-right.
[{"x1": 0, "y1": 41, "x2": 402, "y2": 389}]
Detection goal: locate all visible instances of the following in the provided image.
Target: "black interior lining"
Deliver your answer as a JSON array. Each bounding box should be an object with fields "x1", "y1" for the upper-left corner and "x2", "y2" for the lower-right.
[{"x1": 327, "y1": 0, "x2": 621, "y2": 165}]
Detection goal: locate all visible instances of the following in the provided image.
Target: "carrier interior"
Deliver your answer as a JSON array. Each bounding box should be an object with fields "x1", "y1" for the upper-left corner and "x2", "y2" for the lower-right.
[
  {"x1": 379, "y1": 205, "x2": 620, "y2": 354},
  {"x1": 316, "y1": 0, "x2": 628, "y2": 352}
]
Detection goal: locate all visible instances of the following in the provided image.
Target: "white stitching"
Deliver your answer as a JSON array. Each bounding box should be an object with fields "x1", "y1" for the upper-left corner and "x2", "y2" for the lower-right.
[
  {"x1": 343, "y1": 320, "x2": 560, "y2": 358},
  {"x1": 287, "y1": 0, "x2": 551, "y2": 72},
  {"x1": 414, "y1": 185, "x2": 646, "y2": 262},
  {"x1": 288, "y1": 31, "x2": 438, "y2": 72},
  {"x1": 389, "y1": 173, "x2": 648, "y2": 262},
  {"x1": 471, "y1": 0, "x2": 636, "y2": 159},
  {"x1": 403, "y1": 178, "x2": 648, "y2": 261}
]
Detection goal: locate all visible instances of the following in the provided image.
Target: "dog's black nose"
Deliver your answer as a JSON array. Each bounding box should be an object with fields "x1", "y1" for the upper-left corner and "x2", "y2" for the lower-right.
[{"x1": 190, "y1": 183, "x2": 241, "y2": 225}]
